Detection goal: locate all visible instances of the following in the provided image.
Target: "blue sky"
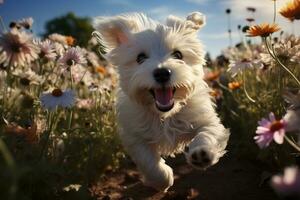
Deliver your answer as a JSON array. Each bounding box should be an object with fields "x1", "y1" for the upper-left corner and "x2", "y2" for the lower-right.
[{"x1": 0, "y1": 0, "x2": 299, "y2": 57}]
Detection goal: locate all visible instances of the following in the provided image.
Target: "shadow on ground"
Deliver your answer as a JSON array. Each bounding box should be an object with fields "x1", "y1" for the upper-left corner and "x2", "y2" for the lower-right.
[{"x1": 91, "y1": 149, "x2": 279, "y2": 200}]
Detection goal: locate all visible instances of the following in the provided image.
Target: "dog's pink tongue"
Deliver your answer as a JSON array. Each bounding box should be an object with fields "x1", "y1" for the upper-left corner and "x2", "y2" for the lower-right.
[{"x1": 154, "y1": 87, "x2": 173, "y2": 105}]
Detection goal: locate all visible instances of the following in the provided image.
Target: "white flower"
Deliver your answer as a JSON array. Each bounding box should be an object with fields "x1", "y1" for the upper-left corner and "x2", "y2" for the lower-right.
[
  {"x1": 53, "y1": 42, "x2": 65, "y2": 57},
  {"x1": 35, "y1": 39, "x2": 57, "y2": 61},
  {"x1": 291, "y1": 51, "x2": 300, "y2": 64},
  {"x1": 227, "y1": 58, "x2": 257, "y2": 77},
  {"x1": 88, "y1": 83, "x2": 99, "y2": 92},
  {"x1": 63, "y1": 184, "x2": 81, "y2": 192},
  {"x1": 225, "y1": 46, "x2": 263, "y2": 77},
  {"x1": 86, "y1": 51, "x2": 100, "y2": 67},
  {"x1": 262, "y1": 35, "x2": 300, "y2": 65},
  {"x1": 40, "y1": 88, "x2": 75, "y2": 110},
  {"x1": 274, "y1": 41, "x2": 298, "y2": 61},
  {"x1": 260, "y1": 52, "x2": 273, "y2": 66},
  {"x1": 48, "y1": 33, "x2": 67, "y2": 45},
  {"x1": 71, "y1": 64, "x2": 93, "y2": 85},
  {"x1": 12, "y1": 68, "x2": 44, "y2": 86},
  {"x1": 58, "y1": 47, "x2": 87, "y2": 69},
  {"x1": 0, "y1": 29, "x2": 40, "y2": 67},
  {"x1": 18, "y1": 17, "x2": 34, "y2": 29}
]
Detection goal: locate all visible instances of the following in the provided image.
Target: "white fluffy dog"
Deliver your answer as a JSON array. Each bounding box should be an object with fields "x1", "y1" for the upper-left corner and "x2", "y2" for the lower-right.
[{"x1": 93, "y1": 12, "x2": 230, "y2": 192}]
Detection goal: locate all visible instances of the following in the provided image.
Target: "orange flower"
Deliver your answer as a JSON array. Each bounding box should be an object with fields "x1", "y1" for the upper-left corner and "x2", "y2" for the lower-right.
[
  {"x1": 5, "y1": 123, "x2": 38, "y2": 144},
  {"x1": 280, "y1": 0, "x2": 300, "y2": 21},
  {"x1": 65, "y1": 36, "x2": 75, "y2": 46},
  {"x1": 247, "y1": 23, "x2": 280, "y2": 37},
  {"x1": 228, "y1": 81, "x2": 242, "y2": 90},
  {"x1": 204, "y1": 70, "x2": 220, "y2": 82},
  {"x1": 95, "y1": 66, "x2": 106, "y2": 75},
  {"x1": 209, "y1": 89, "x2": 222, "y2": 99}
]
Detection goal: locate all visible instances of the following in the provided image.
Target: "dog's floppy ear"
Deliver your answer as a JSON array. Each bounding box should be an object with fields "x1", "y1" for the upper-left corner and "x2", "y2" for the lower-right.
[
  {"x1": 166, "y1": 12, "x2": 206, "y2": 31},
  {"x1": 93, "y1": 14, "x2": 139, "y2": 52}
]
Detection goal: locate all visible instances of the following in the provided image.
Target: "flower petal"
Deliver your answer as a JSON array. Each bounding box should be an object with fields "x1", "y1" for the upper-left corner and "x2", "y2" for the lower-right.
[
  {"x1": 273, "y1": 130, "x2": 285, "y2": 144},
  {"x1": 269, "y1": 112, "x2": 276, "y2": 122}
]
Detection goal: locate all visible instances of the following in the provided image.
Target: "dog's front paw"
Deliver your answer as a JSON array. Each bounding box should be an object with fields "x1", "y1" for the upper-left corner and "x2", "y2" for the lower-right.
[
  {"x1": 143, "y1": 162, "x2": 174, "y2": 192},
  {"x1": 185, "y1": 146, "x2": 216, "y2": 170}
]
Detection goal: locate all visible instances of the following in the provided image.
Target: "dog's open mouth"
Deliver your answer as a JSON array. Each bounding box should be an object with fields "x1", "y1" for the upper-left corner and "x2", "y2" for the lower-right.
[{"x1": 150, "y1": 87, "x2": 175, "y2": 112}]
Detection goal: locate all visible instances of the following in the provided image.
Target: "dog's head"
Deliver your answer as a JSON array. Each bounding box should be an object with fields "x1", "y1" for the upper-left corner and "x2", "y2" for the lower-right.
[{"x1": 93, "y1": 12, "x2": 206, "y2": 117}]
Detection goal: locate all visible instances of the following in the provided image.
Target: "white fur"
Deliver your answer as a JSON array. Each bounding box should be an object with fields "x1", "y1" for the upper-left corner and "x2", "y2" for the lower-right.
[{"x1": 93, "y1": 12, "x2": 230, "y2": 192}]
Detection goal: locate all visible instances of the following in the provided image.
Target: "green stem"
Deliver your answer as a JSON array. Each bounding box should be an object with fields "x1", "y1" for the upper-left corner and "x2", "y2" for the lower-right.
[
  {"x1": 68, "y1": 63, "x2": 74, "y2": 130},
  {"x1": 68, "y1": 109, "x2": 73, "y2": 130},
  {"x1": 79, "y1": 70, "x2": 88, "y2": 83},
  {"x1": 284, "y1": 135, "x2": 300, "y2": 152},
  {"x1": 269, "y1": 40, "x2": 283, "y2": 91},
  {"x1": 69, "y1": 66, "x2": 74, "y2": 89},
  {"x1": 217, "y1": 81, "x2": 231, "y2": 92},
  {"x1": 227, "y1": 14, "x2": 232, "y2": 47},
  {"x1": 242, "y1": 72, "x2": 256, "y2": 103},
  {"x1": 40, "y1": 111, "x2": 55, "y2": 158},
  {"x1": 3, "y1": 62, "x2": 12, "y2": 115},
  {"x1": 264, "y1": 37, "x2": 300, "y2": 87},
  {"x1": 0, "y1": 138, "x2": 17, "y2": 198}
]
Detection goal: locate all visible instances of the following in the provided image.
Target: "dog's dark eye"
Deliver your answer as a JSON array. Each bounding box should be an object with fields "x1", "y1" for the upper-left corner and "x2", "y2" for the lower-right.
[
  {"x1": 136, "y1": 53, "x2": 148, "y2": 64},
  {"x1": 172, "y1": 50, "x2": 183, "y2": 60}
]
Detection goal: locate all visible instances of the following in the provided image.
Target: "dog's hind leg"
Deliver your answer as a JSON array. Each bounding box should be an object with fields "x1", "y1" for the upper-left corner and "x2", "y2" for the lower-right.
[{"x1": 122, "y1": 139, "x2": 174, "y2": 192}]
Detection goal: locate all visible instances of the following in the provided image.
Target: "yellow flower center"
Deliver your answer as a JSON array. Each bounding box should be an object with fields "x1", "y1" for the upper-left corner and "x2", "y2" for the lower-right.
[{"x1": 51, "y1": 88, "x2": 63, "y2": 97}]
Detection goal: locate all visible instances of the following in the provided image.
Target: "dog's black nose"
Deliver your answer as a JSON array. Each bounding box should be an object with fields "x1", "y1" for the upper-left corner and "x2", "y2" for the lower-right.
[{"x1": 153, "y1": 68, "x2": 171, "y2": 84}]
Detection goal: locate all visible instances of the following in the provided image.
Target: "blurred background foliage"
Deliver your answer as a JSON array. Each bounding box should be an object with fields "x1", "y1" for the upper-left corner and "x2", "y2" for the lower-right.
[{"x1": 43, "y1": 12, "x2": 94, "y2": 47}]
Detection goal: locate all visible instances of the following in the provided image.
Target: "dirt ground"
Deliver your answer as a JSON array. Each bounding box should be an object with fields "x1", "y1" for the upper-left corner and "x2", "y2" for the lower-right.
[{"x1": 91, "y1": 151, "x2": 280, "y2": 200}]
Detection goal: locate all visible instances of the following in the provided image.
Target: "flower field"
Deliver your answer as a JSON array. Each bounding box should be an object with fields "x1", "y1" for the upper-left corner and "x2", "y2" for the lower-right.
[
  {"x1": 0, "y1": 0, "x2": 300, "y2": 199},
  {"x1": 0, "y1": 18, "x2": 124, "y2": 199}
]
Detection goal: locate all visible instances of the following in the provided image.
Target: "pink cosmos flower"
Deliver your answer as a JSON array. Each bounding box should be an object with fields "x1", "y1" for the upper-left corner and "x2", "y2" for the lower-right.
[
  {"x1": 58, "y1": 47, "x2": 87, "y2": 69},
  {"x1": 35, "y1": 39, "x2": 57, "y2": 61},
  {"x1": 0, "y1": 29, "x2": 40, "y2": 67},
  {"x1": 254, "y1": 112, "x2": 286, "y2": 148},
  {"x1": 271, "y1": 166, "x2": 300, "y2": 197}
]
